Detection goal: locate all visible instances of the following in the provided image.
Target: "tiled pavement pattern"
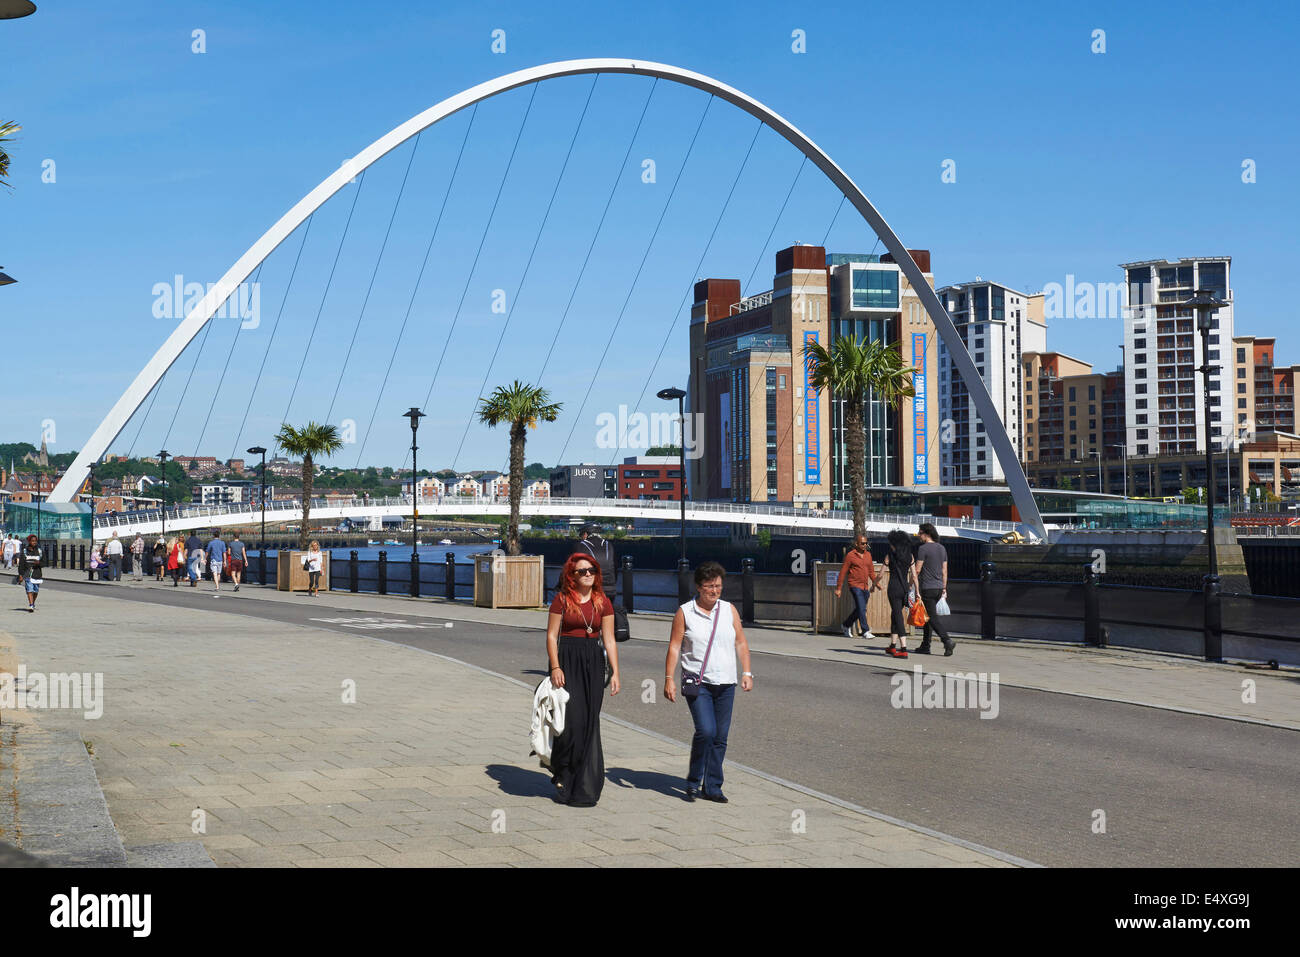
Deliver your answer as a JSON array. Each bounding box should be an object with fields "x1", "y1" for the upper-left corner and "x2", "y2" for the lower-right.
[{"x1": 1, "y1": 589, "x2": 1020, "y2": 868}]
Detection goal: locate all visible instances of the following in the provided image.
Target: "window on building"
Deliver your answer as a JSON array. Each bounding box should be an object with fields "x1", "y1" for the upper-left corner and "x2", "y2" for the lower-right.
[
  {"x1": 1069, "y1": 406, "x2": 1077, "y2": 416},
  {"x1": 851, "y1": 267, "x2": 899, "y2": 309},
  {"x1": 1136, "y1": 399, "x2": 1147, "y2": 409},
  {"x1": 1238, "y1": 383, "x2": 1247, "y2": 394},
  {"x1": 1208, "y1": 349, "x2": 1220, "y2": 360},
  {"x1": 1238, "y1": 413, "x2": 1247, "y2": 422},
  {"x1": 976, "y1": 452, "x2": 986, "y2": 461},
  {"x1": 1236, "y1": 347, "x2": 1246, "y2": 363},
  {"x1": 1136, "y1": 384, "x2": 1147, "y2": 394},
  {"x1": 1069, "y1": 387, "x2": 1076, "y2": 401},
  {"x1": 1135, "y1": 369, "x2": 1146, "y2": 378},
  {"x1": 778, "y1": 374, "x2": 786, "y2": 389},
  {"x1": 1134, "y1": 353, "x2": 1147, "y2": 364},
  {"x1": 1238, "y1": 399, "x2": 1246, "y2": 409},
  {"x1": 1134, "y1": 338, "x2": 1147, "y2": 349},
  {"x1": 1137, "y1": 429, "x2": 1148, "y2": 439},
  {"x1": 1136, "y1": 414, "x2": 1148, "y2": 424},
  {"x1": 1089, "y1": 419, "x2": 1096, "y2": 429},
  {"x1": 1137, "y1": 444, "x2": 1149, "y2": 454}
]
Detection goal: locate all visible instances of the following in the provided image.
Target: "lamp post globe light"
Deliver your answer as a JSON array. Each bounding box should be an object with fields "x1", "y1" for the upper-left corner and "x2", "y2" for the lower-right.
[
  {"x1": 247, "y1": 446, "x2": 268, "y2": 585},
  {"x1": 1184, "y1": 288, "x2": 1229, "y2": 662},
  {"x1": 403, "y1": 408, "x2": 425, "y2": 598}
]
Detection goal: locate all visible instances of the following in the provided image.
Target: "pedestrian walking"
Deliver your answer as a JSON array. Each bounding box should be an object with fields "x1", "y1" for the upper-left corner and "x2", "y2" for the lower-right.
[
  {"x1": 185, "y1": 532, "x2": 204, "y2": 586},
  {"x1": 167, "y1": 536, "x2": 185, "y2": 587},
  {"x1": 206, "y1": 531, "x2": 227, "y2": 592},
  {"x1": 835, "y1": 533, "x2": 876, "y2": 640},
  {"x1": 575, "y1": 524, "x2": 617, "y2": 589},
  {"x1": 304, "y1": 540, "x2": 323, "y2": 596},
  {"x1": 228, "y1": 532, "x2": 246, "y2": 591},
  {"x1": 914, "y1": 522, "x2": 954, "y2": 656},
  {"x1": 132, "y1": 534, "x2": 145, "y2": 580},
  {"x1": 105, "y1": 532, "x2": 124, "y2": 582},
  {"x1": 3, "y1": 533, "x2": 18, "y2": 570},
  {"x1": 880, "y1": 528, "x2": 916, "y2": 658},
  {"x1": 544, "y1": 553, "x2": 619, "y2": 807},
  {"x1": 664, "y1": 560, "x2": 753, "y2": 803},
  {"x1": 153, "y1": 536, "x2": 167, "y2": 581},
  {"x1": 17, "y1": 534, "x2": 43, "y2": 612}
]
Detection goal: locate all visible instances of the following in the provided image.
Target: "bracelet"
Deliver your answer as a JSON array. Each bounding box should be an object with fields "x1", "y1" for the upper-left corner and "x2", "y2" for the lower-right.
[
  {"x1": 550, "y1": 666, "x2": 560, "y2": 672},
  {"x1": 742, "y1": 671, "x2": 754, "y2": 677}
]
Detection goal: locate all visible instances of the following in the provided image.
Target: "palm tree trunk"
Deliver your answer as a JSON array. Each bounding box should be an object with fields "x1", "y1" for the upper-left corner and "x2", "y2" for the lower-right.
[
  {"x1": 506, "y1": 420, "x2": 525, "y2": 556},
  {"x1": 300, "y1": 455, "x2": 313, "y2": 551},
  {"x1": 845, "y1": 398, "x2": 866, "y2": 539}
]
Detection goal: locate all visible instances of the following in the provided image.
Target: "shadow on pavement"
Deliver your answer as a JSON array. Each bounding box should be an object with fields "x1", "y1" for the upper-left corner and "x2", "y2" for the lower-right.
[
  {"x1": 606, "y1": 767, "x2": 686, "y2": 798},
  {"x1": 485, "y1": 763, "x2": 553, "y2": 798}
]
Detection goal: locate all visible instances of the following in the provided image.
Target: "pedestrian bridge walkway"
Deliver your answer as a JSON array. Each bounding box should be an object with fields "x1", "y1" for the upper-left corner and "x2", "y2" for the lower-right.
[{"x1": 90, "y1": 495, "x2": 1027, "y2": 541}]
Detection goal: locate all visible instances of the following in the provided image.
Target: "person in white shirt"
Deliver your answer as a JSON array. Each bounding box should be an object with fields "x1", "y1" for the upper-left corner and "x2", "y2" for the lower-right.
[
  {"x1": 664, "y1": 560, "x2": 753, "y2": 804},
  {"x1": 2, "y1": 534, "x2": 17, "y2": 570},
  {"x1": 105, "y1": 532, "x2": 124, "y2": 582}
]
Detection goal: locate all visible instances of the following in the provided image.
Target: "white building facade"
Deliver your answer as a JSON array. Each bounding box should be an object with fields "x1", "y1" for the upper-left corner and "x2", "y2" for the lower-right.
[
  {"x1": 1121, "y1": 257, "x2": 1234, "y2": 455},
  {"x1": 935, "y1": 280, "x2": 1046, "y2": 482}
]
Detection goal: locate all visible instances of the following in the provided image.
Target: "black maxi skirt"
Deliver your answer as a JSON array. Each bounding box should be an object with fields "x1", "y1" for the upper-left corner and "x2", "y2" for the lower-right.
[{"x1": 550, "y1": 635, "x2": 605, "y2": 807}]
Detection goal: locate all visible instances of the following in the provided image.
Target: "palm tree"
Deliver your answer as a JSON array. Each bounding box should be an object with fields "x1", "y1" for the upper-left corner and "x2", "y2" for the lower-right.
[
  {"x1": 274, "y1": 421, "x2": 344, "y2": 550},
  {"x1": 0, "y1": 122, "x2": 20, "y2": 189},
  {"x1": 804, "y1": 335, "x2": 916, "y2": 538},
  {"x1": 477, "y1": 381, "x2": 561, "y2": 556}
]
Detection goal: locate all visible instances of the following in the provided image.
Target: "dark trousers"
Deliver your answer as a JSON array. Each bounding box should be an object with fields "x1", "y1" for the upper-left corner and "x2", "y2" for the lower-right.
[
  {"x1": 920, "y1": 588, "x2": 951, "y2": 646},
  {"x1": 842, "y1": 586, "x2": 870, "y2": 634},
  {"x1": 687, "y1": 682, "x2": 736, "y2": 794},
  {"x1": 888, "y1": 582, "x2": 909, "y2": 636},
  {"x1": 109, "y1": 555, "x2": 122, "y2": 581}
]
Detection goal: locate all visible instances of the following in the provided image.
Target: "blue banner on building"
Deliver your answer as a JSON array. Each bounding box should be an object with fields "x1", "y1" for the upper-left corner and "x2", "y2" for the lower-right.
[
  {"x1": 803, "y1": 330, "x2": 820, "y2": 486},
  {"x1": 912, "y1": 333, "x2": 928, "y2": 484}
]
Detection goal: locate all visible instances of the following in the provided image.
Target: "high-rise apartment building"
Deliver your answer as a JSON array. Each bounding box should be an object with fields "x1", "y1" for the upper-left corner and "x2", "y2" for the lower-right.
[
  {"x1": 1231, "y1": 336, "x2": 1297, "y2": 439},
  {"x1": 935, "y1": 280, "x2": 1046, "y2": 482},
  {"x1": 1121, "y1": 257, "x2": 1233, "y2": 456},
  {"x1": 1021, "y1": 351, "x2": 1124, "y2": 477},
  {"x1": 687, "y1": 244, "x2": 940, "y2": 506}
]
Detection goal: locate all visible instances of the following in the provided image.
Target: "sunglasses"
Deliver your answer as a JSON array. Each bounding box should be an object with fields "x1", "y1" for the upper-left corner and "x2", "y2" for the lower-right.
[{"x1": 574, "y1": 567, "x2": 596, "y2": 576}]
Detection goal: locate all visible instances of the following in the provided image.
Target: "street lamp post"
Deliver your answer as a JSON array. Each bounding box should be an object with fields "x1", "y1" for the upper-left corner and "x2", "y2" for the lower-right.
[
  {"x1": 657, "y1": 388, "x2": 688, "y2": 563},
  {"x1": 86, "y1": 461, "x2": 96, "y2": 549},
  {"x1": 247, "y1": 446, "x2": 267, "y2": 585},
  {"x1": 1089, "y1": 449, "x2": 1102, "y2": 494},
  {"x1": 157, "y1": 450, "x2": 170, "y2": 546},
  {"x1": 404, "y1": 408, "x2": 425, "y2": 598},
  {"x1": 1185, "y1": 288, "x2": 1228, "y2": 662},
  {"x1": 1109, "y1": 444, "x2": 1128, "y2": 500}
]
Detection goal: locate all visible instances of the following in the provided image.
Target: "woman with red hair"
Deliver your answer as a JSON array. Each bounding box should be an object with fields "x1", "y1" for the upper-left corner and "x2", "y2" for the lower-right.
[{"x1": 545, "y1": 552, "x2": 620, "y2": 806}]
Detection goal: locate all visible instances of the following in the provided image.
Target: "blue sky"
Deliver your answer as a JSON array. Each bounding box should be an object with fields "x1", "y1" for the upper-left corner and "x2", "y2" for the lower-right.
[{"x1": 3, "y1": 0, "x2": 1297, "y2": 473}]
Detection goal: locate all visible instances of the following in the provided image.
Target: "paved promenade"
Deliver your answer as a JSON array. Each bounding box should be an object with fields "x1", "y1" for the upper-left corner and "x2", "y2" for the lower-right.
[{"x1": 3, "y1": 581, "x2": 1028, "y2": 868}]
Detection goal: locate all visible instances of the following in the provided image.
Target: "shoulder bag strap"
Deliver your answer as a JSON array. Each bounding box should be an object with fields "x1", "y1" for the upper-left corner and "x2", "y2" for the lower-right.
[{"x1": 695, "y1": 602, "x2": 723, "y2": 681}]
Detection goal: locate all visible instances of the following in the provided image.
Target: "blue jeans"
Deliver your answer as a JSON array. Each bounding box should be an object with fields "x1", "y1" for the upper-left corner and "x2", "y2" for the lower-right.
[
  {"x1": 687, "y1": 683, "x2": 736, "y2": 794},
  {"x1": 842, "y1": 586, "x2": 870, "y2": 633}
]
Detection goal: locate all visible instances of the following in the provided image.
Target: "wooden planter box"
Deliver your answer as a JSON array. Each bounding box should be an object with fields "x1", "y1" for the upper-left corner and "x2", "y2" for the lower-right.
[
  {"x1": 278, "y1": 550, "x2": 330, "y2": 592},
  {"x1": 472, "y1": 553, "x2": 544, "y2": 608},
  {"x1": 811, "y1": 561, "x2": 897, "y2": 635}
]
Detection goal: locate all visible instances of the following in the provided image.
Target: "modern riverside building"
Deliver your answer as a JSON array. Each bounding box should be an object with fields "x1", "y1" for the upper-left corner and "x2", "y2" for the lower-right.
[
  {"x1": 1020, "y1": 351, "x2": 1124, "y2": 471},
  {"x1": 616, "y1": 456, "x2": 683, "y2": 501},
  {"x1": 1232, "y1": 336, "x2": 1297, "y2": 439},
  {"x1": 1121, "y1": 256, "x2": 1234, "y2": 456},
  {"x1": 549, "y1": 465, "x2": 614, "y2": 499},
  {"x1": 935, "y1": 280, "x2": 1046, "y2": 483},
  {"x1": 686, "y1": 244, "x2": 941, "y2": 507}
]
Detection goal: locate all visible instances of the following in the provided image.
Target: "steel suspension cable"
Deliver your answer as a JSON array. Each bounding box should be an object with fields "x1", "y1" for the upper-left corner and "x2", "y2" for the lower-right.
[
  {"x1": 160, "y1": 297, "x2": 219, "y2": 453},
  {"x1": 535, "y1": 78, "x2": 658, "y2": 386},
  {"x1": 325, "y1": 134, "x2": 421, "y2": 425},
  {"x1": 231, "y1": 214, "x2": 314, "y2": 461},
  {"x1": 743, "y1": 154, "x2": 806, "y2": 296},
  {"x1": 353, "y1": 104, "x2": 479, "y2": 468},
  {"x1": 280, "y1": 168, "x2": 368, "y2": 435},
  {"x1": 553, "y1": 94, "x2": 716, "y2": 467},
  {"x1": 191, "y1": 261, "x2": 265, "y2": 459},
  {"x1": 618, "y1": 117, "x2": 765, "y2": 465},
  {"x1": 449, "y1": 75, "x2": 599, "y2": 472}
]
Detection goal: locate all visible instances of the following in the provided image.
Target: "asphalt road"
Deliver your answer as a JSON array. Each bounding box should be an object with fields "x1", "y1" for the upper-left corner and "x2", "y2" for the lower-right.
[{"x1": 39, "y1": 579, "x2": 1300, "y2": 867}]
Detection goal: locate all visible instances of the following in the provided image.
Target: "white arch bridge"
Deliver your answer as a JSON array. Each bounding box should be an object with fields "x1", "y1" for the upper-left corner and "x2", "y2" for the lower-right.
[
  {"x1": 90, "y1": 496, "x2": 1026, "y2": 542},
  {"x1": 51, "y1": 58, "x2": 1047, "y2": 537}
]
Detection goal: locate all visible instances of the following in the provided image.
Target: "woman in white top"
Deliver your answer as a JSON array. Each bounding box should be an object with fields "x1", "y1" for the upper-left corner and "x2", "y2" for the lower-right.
[
  {"x1": 664, "y1": 560, "x2": 753, "y2": 803},
  {"x1": 305, "y1": 540, "x2": 324, "y2": 596}
]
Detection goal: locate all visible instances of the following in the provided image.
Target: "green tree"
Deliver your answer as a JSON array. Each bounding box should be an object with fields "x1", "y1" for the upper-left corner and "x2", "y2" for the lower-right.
[
  {"x1": 476, "y1": 381, "x2": 562, "y2": 556},
  {"x1": 0, "y1": 121, "x2": 20, "y2": 189},
  {"x1": 803, "y1": 335, "x2": 915, "y2": 538},
  {"x1": 274, "y1": 422, "x2": 344, "y2": 549}
]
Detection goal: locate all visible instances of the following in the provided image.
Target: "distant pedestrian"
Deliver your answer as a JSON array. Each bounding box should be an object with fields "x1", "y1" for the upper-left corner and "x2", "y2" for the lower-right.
[
  {"x1": 545, "y1": 553, "x2": 619, "y2": 807},
  {"x1": 228, "y1": 533, "x2": 246, "y2": 591},
  {"x1": 153, "y1": 536, "x2": 167, "y2": 581},
  {"x1": 132, "y1": 534, "x2": 145, "y2": 580},
  {"x1": 17, "y1": 534, "x2": 43, "y2": 612},
  {"x1": 575, "y1": 524, "x2": 617, "y2": 589},
  {"x1": 914, "y1": 523, "x2": 954, "y2": 656},
  {"x1": 90, "y1": 542, "x2": 105, "y2": 580},
  {"x1": 2, "y1": 534, "x2": 17, "y2": 570},
  {"x1": 105, "y1": 532, "x2": 123, "y2": 582},
  {"x1": 665, "y1": 560, "x2": 752, "y2": 803},
  {"x1": 835, "y1": 533, "x2": 876, "y2": 641},
  {"x1": 167, "y1": 536, "x2": 185, "y2": 587},
  {"x1": 206, "y1": 531, "x2": 227, "y2": 592},
  {"x1": 880, "y1": 528, "x2": 916, "y2": 658},
  {"x1": 185, "y1": 532, "x2": 204, "y2": 586},
  {"x1": 304, "y1": 540, "x2": 323, "y2": 596}
]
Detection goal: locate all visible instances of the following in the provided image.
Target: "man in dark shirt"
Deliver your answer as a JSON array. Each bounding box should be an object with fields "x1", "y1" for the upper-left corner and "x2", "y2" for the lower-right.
[
  {"x1": 185, "y1": 532, "x2": 204, "y2": 586},
  {"x1": 915, "y1": 523, "x2": 954, "y2": 656},
  {"x1": 575, "y1": 525, "x2": 617, "y2": 590}
]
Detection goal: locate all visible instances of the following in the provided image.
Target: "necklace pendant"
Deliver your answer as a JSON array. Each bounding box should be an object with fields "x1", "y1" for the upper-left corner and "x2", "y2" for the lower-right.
[{"x1": 586, "y1": 625, "x2": 593, "y2": 634}]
